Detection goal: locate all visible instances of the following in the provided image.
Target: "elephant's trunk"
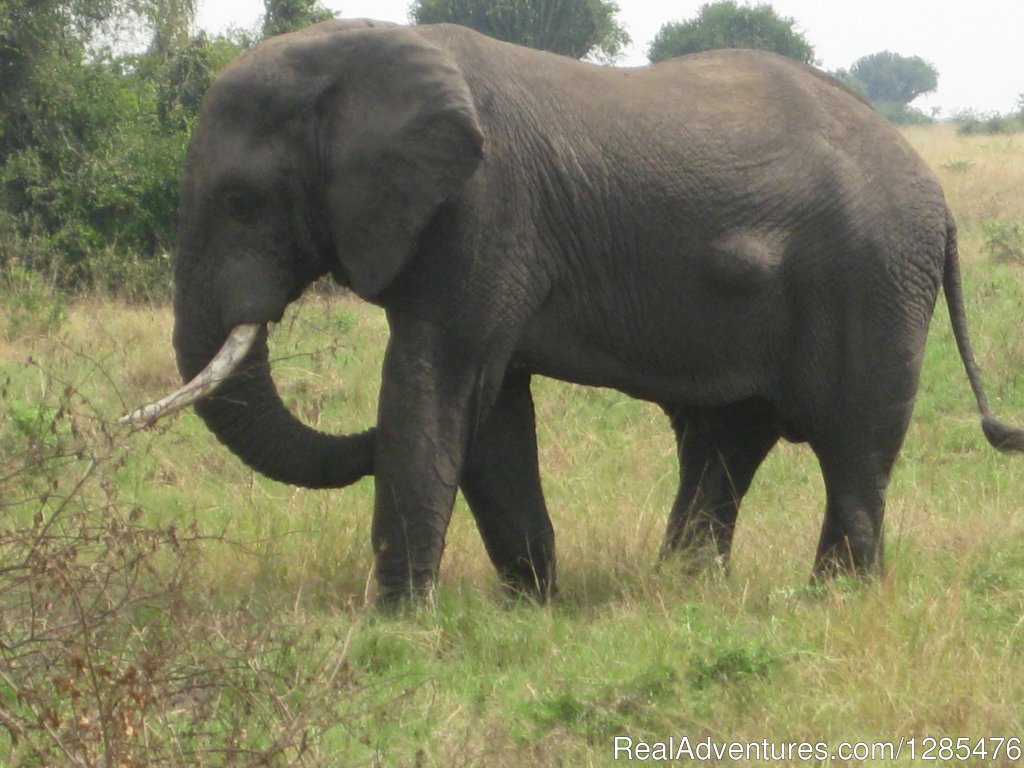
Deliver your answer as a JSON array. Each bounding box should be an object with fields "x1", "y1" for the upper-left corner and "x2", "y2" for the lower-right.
[{"x1": 158, "y1": 321, "x2": 374, "y2": 489}]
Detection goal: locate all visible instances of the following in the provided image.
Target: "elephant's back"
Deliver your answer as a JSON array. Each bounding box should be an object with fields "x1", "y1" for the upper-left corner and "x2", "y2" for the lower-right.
[{"x1": 645, "y1": 49, "x2": 936, "y2": 182}]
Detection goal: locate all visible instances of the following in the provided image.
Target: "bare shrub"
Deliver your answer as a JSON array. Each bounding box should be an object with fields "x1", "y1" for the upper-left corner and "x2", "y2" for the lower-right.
[{"x1": 1, "y1": 350, "x2": 365, "y2": 766}]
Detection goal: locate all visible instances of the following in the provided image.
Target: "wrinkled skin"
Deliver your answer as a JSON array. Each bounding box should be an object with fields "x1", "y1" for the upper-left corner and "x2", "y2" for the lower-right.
[{"x1": 173, "y1": 19, "x2": 1024, "y2": 604}]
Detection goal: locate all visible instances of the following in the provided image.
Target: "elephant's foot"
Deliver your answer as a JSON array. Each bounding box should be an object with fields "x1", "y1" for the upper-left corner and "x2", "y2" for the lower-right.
[
  {"x1": 658, "y1": 534, "x2": 730, "y2": 578},
  {"x1": 374, "y1": 576, "x2": 439, "y2": 612},
  {"x1": 812, "y1": 466, "x2": 887, "y2": 584},
  {"x1": 497, "y1": 557, "x2": 557, "y2": 603},
  {"x1": 810, "y1": 542, "x2": 884, "y2": 584},
  {"x1": 659, "y1": 506, "x2": 736, "y2": 575}
]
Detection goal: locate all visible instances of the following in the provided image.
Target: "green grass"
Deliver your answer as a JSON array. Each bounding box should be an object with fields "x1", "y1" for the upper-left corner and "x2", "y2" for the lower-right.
[{"x1": 3, "y1": 128, "x2": 1024, "y2": 765}]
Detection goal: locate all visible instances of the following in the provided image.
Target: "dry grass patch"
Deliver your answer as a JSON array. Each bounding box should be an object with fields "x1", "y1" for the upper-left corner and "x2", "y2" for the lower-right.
[{"x1": 905, "y1": 123, "x2": 1024, "y2": 263}]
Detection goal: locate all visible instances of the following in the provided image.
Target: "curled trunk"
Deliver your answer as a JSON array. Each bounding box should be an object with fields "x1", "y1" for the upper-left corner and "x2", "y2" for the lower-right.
[{"x1": 177, "y1": 325, "x2": 374, "y2": 489}]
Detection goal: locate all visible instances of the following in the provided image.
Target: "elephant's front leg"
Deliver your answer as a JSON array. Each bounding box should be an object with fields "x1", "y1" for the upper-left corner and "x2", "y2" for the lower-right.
[
  {"x1": 371, "y1": 319, "x2": 507, "y2": 604},
  {"x1": 461, "y1": 370, "x2": 555, "y2": 599}
]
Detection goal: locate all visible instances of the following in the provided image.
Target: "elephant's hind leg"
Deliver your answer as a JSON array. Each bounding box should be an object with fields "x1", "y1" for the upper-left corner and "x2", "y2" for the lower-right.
[
  {"x1": 461, "y1": 371, "x2": 556, "y2": 599},
  {"x1": 661, "y1": 400, "x2": 780, "y2": 568},
  {"x1": 810, "y1": 417, "x2": 908, "y2": 581},
  {"x1": 803, "y1": 322, "x2": 926, "y2": 581}
]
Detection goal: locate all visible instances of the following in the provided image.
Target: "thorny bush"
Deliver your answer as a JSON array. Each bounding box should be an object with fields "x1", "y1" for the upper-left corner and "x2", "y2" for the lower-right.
[{"x1": 0, "y1": 349, "x2": 367, "y2": 766}]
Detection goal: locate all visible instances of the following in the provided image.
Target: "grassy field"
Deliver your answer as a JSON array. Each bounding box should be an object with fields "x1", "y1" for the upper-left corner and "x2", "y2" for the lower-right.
[{"x1": 2, "y1": 124, "x2": 1024, "y2": 766}]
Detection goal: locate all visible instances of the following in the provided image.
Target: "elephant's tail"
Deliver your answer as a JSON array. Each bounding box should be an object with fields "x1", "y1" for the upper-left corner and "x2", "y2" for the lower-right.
[{"x1": 944, "y1": 219, "x2": 1024, "y2": 452}]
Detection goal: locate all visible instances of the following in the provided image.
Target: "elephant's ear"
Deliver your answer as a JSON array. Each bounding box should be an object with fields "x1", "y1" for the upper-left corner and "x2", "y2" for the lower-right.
[{"x1": 298, "y1": 26, "x2": 484, "y2": 299}]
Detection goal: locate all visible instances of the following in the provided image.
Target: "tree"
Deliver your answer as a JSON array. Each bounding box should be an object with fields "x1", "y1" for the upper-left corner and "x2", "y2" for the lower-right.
[
  {"x1": 262, "y1": 0, "x2": 334, "y2": 38},
  {"x1": 648, "y1": 1, "x2": 814, "y2": 65},
  {"x1": 1, "y1": 0, "x2": 128, "y2": 154},
  {"x1": 139, "y1": 0, "x2": 197, "y2": 56},
  {"x1": 410, "y1": 0, "x2": 630, "y2": 62},
  {"x1": 836, "y1": 51, "x2": 937, "y2": 105},
  {"x1": 0, "y1": 0, "x2": 245, "y2": 294},
  {"x1": 832, "y1": 51, "x2": 937, "y2": 126}
]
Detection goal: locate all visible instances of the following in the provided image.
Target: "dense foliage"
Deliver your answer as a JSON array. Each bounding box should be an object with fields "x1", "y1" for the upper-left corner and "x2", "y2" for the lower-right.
[
  {"x1": 0, "y1": 0, "x2": 248, "y2": 298},
  {"x1": 410, "y1": 0, "x2": 630, "y2": 62},
  {"x1": 262, "y1": 0, "x2": 334, "y2": 39},
  {"x1": 648, "y1": 1, "x2": 814, "y2": 65}
]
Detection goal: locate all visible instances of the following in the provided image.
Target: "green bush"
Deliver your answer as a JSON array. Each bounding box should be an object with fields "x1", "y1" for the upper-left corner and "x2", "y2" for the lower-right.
[
  {"x1": 1, "y1": 53, "x2": 190, "y2": 292},
  {"x1": 687, "y1": 639, "x2": 780, "y2": 690},
  {"x1": 982, "y1": 220, "x2": 1024, "y2": 264},
  {"x1": 955, "y1": 110, "x2": 1024, "y2": 136}
]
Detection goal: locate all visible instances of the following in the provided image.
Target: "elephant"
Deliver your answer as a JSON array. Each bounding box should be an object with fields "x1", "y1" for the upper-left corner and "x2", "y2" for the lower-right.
[{"x1": 129, "y1": 19, "x2": 1024, "y2": 604}]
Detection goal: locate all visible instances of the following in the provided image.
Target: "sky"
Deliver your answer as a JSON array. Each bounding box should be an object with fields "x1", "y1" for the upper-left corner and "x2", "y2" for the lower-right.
[{"x1": 196, "y1": 0, "x2": 1024, "y2": 116}]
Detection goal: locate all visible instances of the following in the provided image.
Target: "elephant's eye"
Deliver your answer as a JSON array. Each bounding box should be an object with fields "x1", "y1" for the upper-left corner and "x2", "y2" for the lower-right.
[{"x1": 221, "y1": 188, "x2": 262, "y2": 222}]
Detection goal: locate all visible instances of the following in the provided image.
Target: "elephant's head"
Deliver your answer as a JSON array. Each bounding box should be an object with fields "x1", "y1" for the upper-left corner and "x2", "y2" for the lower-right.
[{"x1": 163, "y1": 21, "x2": 484, "y2": 486}]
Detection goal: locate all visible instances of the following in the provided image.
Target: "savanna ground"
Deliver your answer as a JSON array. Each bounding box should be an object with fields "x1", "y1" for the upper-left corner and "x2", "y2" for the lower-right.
[{"x1": 2, "y1": 124, "x2": 1024, "y2": 766}]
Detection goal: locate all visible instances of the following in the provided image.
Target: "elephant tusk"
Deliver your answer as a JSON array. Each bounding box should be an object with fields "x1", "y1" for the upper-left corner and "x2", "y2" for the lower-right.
[{"x1": 119, "y1": 323, "x2": 261, "y2": 426}]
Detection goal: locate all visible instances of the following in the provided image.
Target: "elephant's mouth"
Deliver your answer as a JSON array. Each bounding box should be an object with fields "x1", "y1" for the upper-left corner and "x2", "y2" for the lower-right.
[{"x1": 120, "y1": 323, "x2": 261, "y2": 426}]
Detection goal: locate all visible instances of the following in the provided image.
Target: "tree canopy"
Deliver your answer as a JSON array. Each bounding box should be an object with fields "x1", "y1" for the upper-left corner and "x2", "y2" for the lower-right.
[
  {"x1": 836, "y1": 51, "x2": 938, "y2": 105},
  {"x1": 648, "y1": 1, "x2": 814, "y2": 65},
  {"x1": 832, "y1": 51, "x2": 938, "y2": 125},
  {"x1": 262, "y1": 0, "x2": 334, "y2": 39},
  {"x1": 409, "y1": 0, "x2": 630, "y2": 61}
]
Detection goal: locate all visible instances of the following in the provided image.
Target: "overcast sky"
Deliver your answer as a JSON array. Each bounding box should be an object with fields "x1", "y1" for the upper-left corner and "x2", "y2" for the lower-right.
[{"x1": 196, "y1": 0, "x2": 1023, "y2": 116}]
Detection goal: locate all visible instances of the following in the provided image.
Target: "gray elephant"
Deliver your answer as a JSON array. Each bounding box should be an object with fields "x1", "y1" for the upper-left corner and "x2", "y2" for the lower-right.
[{"x1": 130, "y1": 19, "x2": 1024, "y2": 604}]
